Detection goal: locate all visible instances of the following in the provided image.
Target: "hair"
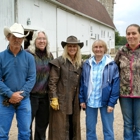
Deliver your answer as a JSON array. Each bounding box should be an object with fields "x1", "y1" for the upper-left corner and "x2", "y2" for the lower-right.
[
  {"x1": 62, "y1": 44, "x2": 82, "y2": 68},
  {"x1": 92, "y1": 39, "x2": 108, "y2": 54},
  {"x1": 5, "y1": 33, "x2": 12, "y2": 41},
  {"x1": 6, "y1": 33, "x2": 11, "y2": 39},
  {"x1": 29, "y1": 30, "x2": 51, "y2": 57},
  {"x1": 126, "y1": 24, "x2": 140, "y2": 34}
]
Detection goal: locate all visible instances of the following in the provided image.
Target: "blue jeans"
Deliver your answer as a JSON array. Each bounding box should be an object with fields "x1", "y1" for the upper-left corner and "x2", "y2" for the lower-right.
[
  {"x1": 120, "y1": 98, "x2": 140, "y2": 140},
  {"x1": 0, "y1": 95, "x2": 31, "y2": 140},
  {"x1": 86, "y1": 106, "x2": 114, "y2": 140}
]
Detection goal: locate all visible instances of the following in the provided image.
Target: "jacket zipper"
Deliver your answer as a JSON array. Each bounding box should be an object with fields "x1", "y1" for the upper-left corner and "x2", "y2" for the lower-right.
[{"x1": 130, "y1": 53, "x2": 134, "y2": 96}]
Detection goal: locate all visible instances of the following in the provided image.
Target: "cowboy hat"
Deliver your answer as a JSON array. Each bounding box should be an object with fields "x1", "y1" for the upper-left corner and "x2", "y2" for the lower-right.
[
  {"x1": 61, "y1": 36, "x2": 84, "y2": 48},
  {"x1": 4, "y1": 23, "x2": 29, "y2": 38}
]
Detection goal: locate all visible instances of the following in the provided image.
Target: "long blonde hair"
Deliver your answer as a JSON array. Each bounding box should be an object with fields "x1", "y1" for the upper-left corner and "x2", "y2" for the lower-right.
[{"x1": 62, "y1": 44, "x2": 82, "y2": 68}]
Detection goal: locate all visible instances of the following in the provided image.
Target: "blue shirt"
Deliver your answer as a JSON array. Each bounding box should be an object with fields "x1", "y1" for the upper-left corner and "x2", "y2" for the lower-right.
[
  {"x1": 0, "y1": 47, "x2": 36, "y2": 98},
  {"x1": 87, "y1": 55, "x2": 106, "y2": 108}
]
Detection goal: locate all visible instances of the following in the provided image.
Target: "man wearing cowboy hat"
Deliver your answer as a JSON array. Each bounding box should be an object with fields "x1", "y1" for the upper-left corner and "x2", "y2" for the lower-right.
[{"x1": 0, "y1": 23, "x2": 36, "y2": 140}]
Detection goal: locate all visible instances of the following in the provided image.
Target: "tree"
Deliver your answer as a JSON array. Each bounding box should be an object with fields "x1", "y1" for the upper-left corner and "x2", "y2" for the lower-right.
[
  {"x1": 115, "y1": 31, "x2": 127, "y2": 50},
  {"x1": 115, "y1": 31, "x2": 121, "y2": 46},
  {"x1": 118, "y1": 36, "x2": 127, "y2": 45}
]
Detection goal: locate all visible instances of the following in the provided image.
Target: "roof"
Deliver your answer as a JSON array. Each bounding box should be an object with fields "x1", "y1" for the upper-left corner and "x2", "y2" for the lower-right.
[{"x1": 56, "y1": 0, "x2": 115, "y2": 28}]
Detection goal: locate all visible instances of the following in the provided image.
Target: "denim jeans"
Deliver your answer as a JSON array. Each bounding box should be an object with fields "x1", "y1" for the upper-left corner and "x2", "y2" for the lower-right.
[
  {"x1": 86, "y1": 106, "x2": 114, "y2": 140},
  {"x1": 120, "y1": 98, "x2": 140, "y2": 140},
  {"x1": 0, "y1": 95, "x2": 31, "y2": 140}
]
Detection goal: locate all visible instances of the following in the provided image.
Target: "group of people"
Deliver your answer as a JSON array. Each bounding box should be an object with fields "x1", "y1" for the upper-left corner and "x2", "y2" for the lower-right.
[{"x1": 0, "y1": 22, "x2": 139, "y2": 140}]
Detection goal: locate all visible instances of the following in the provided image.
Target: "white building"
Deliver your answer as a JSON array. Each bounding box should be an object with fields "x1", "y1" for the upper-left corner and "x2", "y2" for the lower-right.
[{"x1": 0, "y1": 0, "x2": 115, "y2": 57}]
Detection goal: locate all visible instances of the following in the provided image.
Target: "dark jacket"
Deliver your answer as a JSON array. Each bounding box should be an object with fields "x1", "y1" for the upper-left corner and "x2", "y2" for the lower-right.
[{"x1": 48, "y1": 56, "x2": 82, "y2": 140}]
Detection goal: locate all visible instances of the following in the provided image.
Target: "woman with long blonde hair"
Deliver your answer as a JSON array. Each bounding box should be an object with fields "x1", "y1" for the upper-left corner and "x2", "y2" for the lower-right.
[{"x1": 48, "y1": 35, "x2": 84, "y2": 140}]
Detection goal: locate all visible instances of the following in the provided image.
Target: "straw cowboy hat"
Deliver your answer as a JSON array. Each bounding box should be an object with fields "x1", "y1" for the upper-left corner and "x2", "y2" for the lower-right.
[
  {"x1": 4, "y1": 23, "x2": 29, "y2": 38},
  {"x1": 61, "y1": 36, "x2": 84, "y2": 48}
]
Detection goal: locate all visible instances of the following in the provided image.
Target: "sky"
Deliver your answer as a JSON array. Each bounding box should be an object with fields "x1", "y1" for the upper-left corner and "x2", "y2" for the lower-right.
[{"x1": 114, "y1": 0, "x2": 140, "y2": 36}]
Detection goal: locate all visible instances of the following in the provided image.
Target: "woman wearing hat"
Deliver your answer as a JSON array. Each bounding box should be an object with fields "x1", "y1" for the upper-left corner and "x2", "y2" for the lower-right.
[{"x1": 48, "y1": 36, "x2": 84, "y2": 140}]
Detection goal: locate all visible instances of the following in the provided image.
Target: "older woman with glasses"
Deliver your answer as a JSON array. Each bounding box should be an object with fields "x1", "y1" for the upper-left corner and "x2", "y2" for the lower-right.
[{"x1": 26, "y1": 30, "x2": 54, "y2": 140}]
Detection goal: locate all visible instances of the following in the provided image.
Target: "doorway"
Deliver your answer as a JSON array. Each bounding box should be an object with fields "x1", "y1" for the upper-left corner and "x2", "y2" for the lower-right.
[{"x1": 24, "y1": 31, "x2": 34, "y2": 49}]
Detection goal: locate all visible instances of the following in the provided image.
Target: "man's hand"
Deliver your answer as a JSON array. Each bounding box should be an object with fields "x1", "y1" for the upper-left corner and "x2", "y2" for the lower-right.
[{"x1": 9, "y1": 91, "x2": 24, "y2": 104}]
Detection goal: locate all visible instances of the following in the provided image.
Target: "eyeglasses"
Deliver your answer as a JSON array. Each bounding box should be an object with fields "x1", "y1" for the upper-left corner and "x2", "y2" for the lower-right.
[{"x1": 36, "y1": 38, "x2": 46, "y2": 41}]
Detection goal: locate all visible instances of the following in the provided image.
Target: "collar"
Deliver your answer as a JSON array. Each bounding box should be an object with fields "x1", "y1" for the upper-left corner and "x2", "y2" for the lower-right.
[
  {"x1": 35, "y1": 47, "x2": 46, "y2": 58},
  {"x1": 126, "y1": 43, "x2": 140, "y2": 51},
  {"x1": 7, "y1": 45, "x2": 23, "y2": 54}
]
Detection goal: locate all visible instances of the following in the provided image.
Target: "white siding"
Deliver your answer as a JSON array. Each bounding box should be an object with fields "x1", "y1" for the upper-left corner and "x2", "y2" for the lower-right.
[
  {"x1": 17, "y1": 0, "x2": 57, "y2": 57},
  {"x1": 0, "y1": 0, "x2": 115, "y2": 56},
  {"x1": 0, "y1": 0, "x2": 14, "y2": 51},
  {"x1": 56, "y1": 8, "x2": 68, "y2": 56}
]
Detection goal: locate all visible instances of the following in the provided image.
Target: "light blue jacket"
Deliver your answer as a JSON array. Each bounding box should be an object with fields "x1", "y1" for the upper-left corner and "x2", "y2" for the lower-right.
[{"x1": 79, "y1": 55, "x2": 120, "y2": 107}]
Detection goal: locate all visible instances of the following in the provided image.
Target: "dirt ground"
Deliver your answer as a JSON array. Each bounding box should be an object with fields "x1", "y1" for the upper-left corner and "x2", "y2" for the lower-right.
[{"x1": 9, "y1": 102, "x2": 123, "y2": 140}]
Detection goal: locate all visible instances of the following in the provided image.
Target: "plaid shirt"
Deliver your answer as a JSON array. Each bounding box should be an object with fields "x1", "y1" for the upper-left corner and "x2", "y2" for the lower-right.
[{"x1": 87, "y1": 55, "x2": 106, "y2": 108}]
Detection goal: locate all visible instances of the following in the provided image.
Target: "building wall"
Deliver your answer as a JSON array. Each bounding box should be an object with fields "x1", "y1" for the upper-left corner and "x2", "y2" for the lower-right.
[
  {"x1": 56, "y1": 7, "x2": 115, "y2": 56},
  {"x1": 0, "y1": 0, "x2": 115, "y2": 57},
  {"x1": 0, "y1": 0, "x2": 15, "y2": 51},
  {"x1": 17, "y1": 0, "x2": 57, "y2": 57}
]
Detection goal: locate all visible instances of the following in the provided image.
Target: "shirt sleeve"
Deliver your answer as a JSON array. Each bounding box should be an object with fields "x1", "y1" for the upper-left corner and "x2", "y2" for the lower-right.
[{"x1": 20, "y1": 55, "x2": 36, "y2": 97}]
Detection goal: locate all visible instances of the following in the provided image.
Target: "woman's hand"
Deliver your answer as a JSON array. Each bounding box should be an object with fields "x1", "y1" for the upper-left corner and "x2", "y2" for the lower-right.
[
  {"x1": 80, "y1": 103, "x2": 86, "y2": 110},
  {"x1": 107, "y1": 106, "x2": 114, "y2": 113}
]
